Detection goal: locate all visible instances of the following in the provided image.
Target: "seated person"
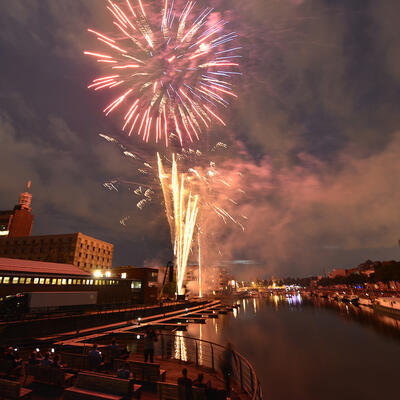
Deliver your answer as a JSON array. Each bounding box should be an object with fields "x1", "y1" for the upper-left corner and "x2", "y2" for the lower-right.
[
  {"x1": 193, "y1": 373, "x2": 207, "y2": 389},
  {"x1": 28, "y1": 352, "x2": 41, "y2": 365},
  {"x1": 51, "y1": 354, "x2": 63, "y2": 368},
  {"x1": 117, "y1": 363, "x2": 131, "y2": 379},
  {"x1": 4, "y1": 347, "x2": 23, "y2": 375},
  {"x1": 88, "y1": 344, "x2": 104, "y2": 370},
  {"x1": 41, "y1": 352, "x2": 52, "y2": 367}
]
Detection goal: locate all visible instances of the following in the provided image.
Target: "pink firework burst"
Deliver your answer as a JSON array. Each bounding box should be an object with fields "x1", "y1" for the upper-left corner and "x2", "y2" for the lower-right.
[{"x1": 84, "y1": 0, "x2": 241, "y2": 146}]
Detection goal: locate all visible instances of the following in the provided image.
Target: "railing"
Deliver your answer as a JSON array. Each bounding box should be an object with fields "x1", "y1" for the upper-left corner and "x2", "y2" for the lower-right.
[{"x1": 155, "y1": 333, "x2": 262, "y2": 400}]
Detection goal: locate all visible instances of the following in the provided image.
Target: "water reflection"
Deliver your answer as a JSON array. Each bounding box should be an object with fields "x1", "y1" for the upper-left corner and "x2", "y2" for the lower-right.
[{"x1": 185, "y1": 294, "x2": 400, "y2": 400}]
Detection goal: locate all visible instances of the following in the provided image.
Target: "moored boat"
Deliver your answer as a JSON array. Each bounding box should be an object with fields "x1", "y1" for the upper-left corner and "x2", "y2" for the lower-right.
[
  {"x1": 374, "y1": 297, "x2": 400, "y2": 315},
  {"x1": 358, "y1": 297, "x2": 373, "y2": 307}
]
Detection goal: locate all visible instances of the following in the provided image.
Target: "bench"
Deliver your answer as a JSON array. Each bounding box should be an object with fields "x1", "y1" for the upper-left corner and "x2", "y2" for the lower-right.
[
  {"x1": 157, "y1": 382, "x2": 205, "y2": 400},
  {"x1": 0, "y1": 378, "x2": 32, "y2": 399},
  {"x1": 62, "y1": 372, "x2": 141, "y2": 400},
  {"x1": 0, "y1": 360, "x2": 22, "y2": 380},
  {"x1": 60, "y1": 352, "x2": 91, "y2": 371},
  {"x1": 24, "y1": 364, "x2": 74, "y2": 387},
  {"x1": 114, "y1": 360, "x2": 166, "y2": 383}
]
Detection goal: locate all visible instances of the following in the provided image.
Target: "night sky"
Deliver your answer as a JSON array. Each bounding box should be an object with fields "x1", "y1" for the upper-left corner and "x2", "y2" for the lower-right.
[{"x1": 0, "y1": 0, "x2": 399, "y2": 278}]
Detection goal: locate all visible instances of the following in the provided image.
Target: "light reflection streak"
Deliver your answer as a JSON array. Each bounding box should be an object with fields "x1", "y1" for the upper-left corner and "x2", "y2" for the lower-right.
[{"x1": 175, "y1": 330, "x2": 188, "y2": 361}]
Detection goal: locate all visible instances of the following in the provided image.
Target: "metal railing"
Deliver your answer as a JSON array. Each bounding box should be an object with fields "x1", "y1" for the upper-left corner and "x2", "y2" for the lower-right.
[{"x1": 155, "y1": 333, "x2": 262, "y2": 400}]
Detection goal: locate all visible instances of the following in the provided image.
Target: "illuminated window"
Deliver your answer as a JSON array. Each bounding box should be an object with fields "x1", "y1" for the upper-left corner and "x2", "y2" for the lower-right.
[
  {"x1": 62, "y1": 279, "x2": 66, "y2": 285},
  {"x1": 39, "y1": 278, "x2": 44, "y2": 284},
  {"x1": 19, "y1": 277, "x2": 25, "y2": 284},
  {"x1": 52, "y1": 279, "x2": 57, "y2": 285},
  {"x1": 3, "y1": 277, "x2": 10, "y2": 284},
  {"x1": 121, "y1": 273, "x2": 127, "y2": 279},
  {"x1": 68, "y1": 279, "x2": 72, "y2": 285},
  {"x1": 34, "y1": 278, "x2": 39, "y2": 284},
  {"x1": 12, "y1": 277, "x2": 19, "y2": 284},
  {"x1": 131, "y1": 281, "x2": 142, "y2": 289},
  {"x1": 72, "y1": 279, "x2": 76, "y2": 285},
  {"x1": 0, "y1": 277, "x2": 2, "y2": 284},
  {"x1": 77, "y1": 279, "x2": 81, "y2": 285},
  {"x1": 26, "y1": 277, "x2": 31, "y2": 284},
  {"x1": 45, "y1": 278, "x2": 50, "y2": 284},
  {"x1": 57, "y1": 279, "x2": 62, "y2": 285},
  {"x1": 95, "y1": 280, "x2": 98, "y2": 285},
  {"x1": 90, "y1": 279, "x2": 93, "y2": 285}
]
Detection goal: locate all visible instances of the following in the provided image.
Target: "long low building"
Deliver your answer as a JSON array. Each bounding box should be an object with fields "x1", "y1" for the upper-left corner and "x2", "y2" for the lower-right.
[{"x1": 0, "y1": 257, "x2": 131, "y2": 305}]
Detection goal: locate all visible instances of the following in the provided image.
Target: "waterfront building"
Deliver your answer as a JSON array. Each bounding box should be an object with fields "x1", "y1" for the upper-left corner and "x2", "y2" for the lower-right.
[
  {"x1": 113, "y1": 265, "x2": 159, "y2": 303},
  {"x1": 0, "y1": 182, "x2": 34, "y2": 237},
  {"x1": 0, "y1": 232, "x2": 113, "y2": 272},
  {"x1": 0, "y1": 256, "x2": 129, "y2": 304}
]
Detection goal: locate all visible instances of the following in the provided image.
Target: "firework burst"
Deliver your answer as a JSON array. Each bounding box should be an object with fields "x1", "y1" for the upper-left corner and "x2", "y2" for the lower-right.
[{"x1": 85, "y1": 0, "x2": 241, "y2": 146}]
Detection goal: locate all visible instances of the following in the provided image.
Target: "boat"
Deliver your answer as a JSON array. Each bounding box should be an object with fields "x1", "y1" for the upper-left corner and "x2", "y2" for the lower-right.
[
  {"x1": 374, "y1": 297, "x2": 400, "y2": 315},
  {"x1": 346, "y1": 295, "x2": 359, "y2": 304},
  {"x1": 358, "y1": 297, "x2": 373, "y2": 307}
]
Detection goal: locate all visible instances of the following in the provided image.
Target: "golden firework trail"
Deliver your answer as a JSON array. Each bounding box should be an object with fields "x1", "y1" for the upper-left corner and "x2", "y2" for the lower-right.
[{"x1": 158, "y1": 153, "x2": 199, "y2": 295}]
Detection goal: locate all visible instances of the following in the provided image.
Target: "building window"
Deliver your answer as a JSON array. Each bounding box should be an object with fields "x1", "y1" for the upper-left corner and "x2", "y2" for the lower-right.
[
  {"x1": 73, "y1": 279, "x2": 76, "y2": 285},
  {"x1": 3, "y1": 277, "x2": 10, "y2": 284},
  {"x1": 19, "y1": 277, "x2": 25, "y2": 284},
  {"x1": 52, "y1": 278, "x2": 57, "y2": 285},
  {"x1": 62, "y1": 279, "x2": 66, "y2": 285},
  {"x1": 45, "y1": 278, "x2": 50, "y2": 284},
  {"x1": 77, "y1": 279, "x2": 81, "y2": 285},
  {"x1": 121, "y1": 273, "x2": 127, "y2": 279},
  {"x1": 131, "y1": 281, "x2": 142, "y2": 289},
  {"x1": 0, "y1": 277, "x2": 2, "y2": 284},
  {"x1": 57, "y1": 279, "x2": 62, "y2": 285},
  {"x1": 68, "y1": 279, "x2": 72, "y2": 285},
  {"x1": 26, "y1": 277, "x2": 31, "y2": 284},
  {"x1": 33, "y1": 278, "x2": 39, "y2": 284},
  {"x1": 39, "y1": 278, "x2": 45, "y2": 284},
  {"x1": 12, "y1": 277, "x2": 19, "y2": 284}
]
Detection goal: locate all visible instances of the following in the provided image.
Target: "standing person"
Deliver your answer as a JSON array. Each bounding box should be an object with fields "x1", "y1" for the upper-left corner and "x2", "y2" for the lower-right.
[
  {"x1": 143, "y1": 328, "x2": 157, "y2": 363},
  {"x1": 109, "y1": 337, "x2": 121, "y2": 369},
  {"x1": 220, "y1": 342, "x2": 237, "y2": 397},
  {"x1": 177, "y1": 368, "x2": 193, "y2": 400}
]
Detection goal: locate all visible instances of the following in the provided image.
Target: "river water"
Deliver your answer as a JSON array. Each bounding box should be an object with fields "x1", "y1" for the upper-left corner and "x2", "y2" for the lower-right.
[{"x1": 185, "y1": 294, "x2": 400, "y2": 400}]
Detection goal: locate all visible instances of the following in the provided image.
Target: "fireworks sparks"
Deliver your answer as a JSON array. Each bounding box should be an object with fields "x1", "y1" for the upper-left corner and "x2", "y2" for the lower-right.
[
  {"x1": 85, "y1": 0, "x2": 240, "y2": 146},
  {"x1": 158, "y1": 153, "x2": 199, "y2": 295}
]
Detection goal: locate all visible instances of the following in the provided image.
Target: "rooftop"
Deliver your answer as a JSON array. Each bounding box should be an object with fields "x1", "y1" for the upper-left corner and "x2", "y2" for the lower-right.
[{"x1": 0, "y1": 257, "x2": 90, "y2": 276}]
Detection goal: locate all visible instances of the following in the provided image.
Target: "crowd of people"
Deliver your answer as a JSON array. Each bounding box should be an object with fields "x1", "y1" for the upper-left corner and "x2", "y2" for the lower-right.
[
  {"x1": 0, "y1": 346, "x2": 63, "y2": 376},
  {"x1": 1, "y1": 333, "x2": 238, "y2": 400},
  {"x1": 177, "y1": 368, "x2": 226, "y2": 400}
]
